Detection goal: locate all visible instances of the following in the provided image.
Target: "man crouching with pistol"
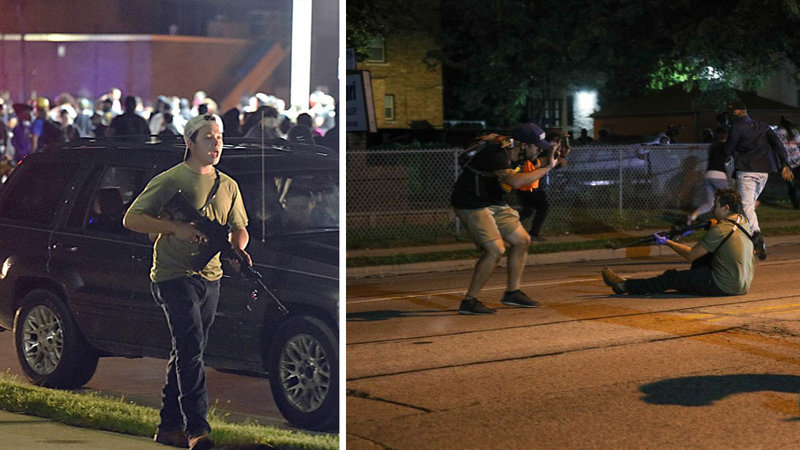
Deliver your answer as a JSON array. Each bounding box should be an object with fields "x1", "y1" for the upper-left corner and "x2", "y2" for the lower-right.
[
  {"x1": 123, "y1": 113, "x2": 250, "y2": 450},
  {"x1": 602, "y1": 188, "x2": 754, "y2": 297}
]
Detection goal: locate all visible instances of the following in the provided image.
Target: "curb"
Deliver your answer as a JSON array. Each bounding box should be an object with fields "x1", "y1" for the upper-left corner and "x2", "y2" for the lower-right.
[{"x1": 346, "y1": 234, "x2": 800, "y2": 279}]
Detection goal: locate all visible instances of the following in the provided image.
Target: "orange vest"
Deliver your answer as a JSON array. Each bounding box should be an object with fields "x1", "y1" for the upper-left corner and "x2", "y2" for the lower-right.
[{"x1": 519, "y1": 159, "x2": 541, "y2": 191}]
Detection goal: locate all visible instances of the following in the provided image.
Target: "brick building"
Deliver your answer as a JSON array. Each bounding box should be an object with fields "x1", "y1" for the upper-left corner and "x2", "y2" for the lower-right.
[{"x1": 356, "y1": 28, "x2": 443, "y2": 129}]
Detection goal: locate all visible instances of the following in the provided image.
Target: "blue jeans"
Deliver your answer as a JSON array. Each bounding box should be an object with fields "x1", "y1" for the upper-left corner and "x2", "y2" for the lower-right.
[
  {"x1": 690, "y1": 175, "x2": 730, "y2": 221},
  {"x1": 151, "y1": 276, "x2": 220, "y2": 437},
  {"x1": 736, "y1": 171, "x2": 769, "y2": 233}
]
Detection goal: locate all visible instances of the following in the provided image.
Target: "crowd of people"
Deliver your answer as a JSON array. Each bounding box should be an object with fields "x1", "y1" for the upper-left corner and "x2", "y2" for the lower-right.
[{"x1": 0, "y1": 87, "x2": 338, "y2": 172}]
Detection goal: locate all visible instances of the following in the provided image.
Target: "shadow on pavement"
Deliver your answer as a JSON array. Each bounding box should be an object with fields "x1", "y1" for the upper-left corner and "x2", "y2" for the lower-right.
[
  {"x1": 347, "y1": 309, "x2": 453, "y2": 321},
  {"x1": 640, "y1": 374, "x2": 800, "y2": 406}
]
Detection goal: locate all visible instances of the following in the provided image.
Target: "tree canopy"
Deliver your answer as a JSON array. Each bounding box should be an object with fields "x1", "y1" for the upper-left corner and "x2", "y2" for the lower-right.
[{"x1": 347, "y1": 0, "x2": 800, "y2": 126}]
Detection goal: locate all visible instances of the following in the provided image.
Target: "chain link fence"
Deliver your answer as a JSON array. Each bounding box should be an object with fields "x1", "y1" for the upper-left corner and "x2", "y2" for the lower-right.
[{"x1": 346, "y1": 144, "x2": 785, "y2": 249}]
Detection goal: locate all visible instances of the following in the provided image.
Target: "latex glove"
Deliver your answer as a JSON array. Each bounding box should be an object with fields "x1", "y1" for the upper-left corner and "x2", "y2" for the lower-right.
[
  {"x1": 782, "y1": 166, "x2": 795, "y2": 182},
  {"x1": 653, "y1": 232, "x2": 669, "y2": 245}
]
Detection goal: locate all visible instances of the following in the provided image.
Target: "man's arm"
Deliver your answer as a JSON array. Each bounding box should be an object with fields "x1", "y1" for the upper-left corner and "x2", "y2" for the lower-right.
[
  {"x1": 766, "y1": 127, "x2": 795, "y2": 181},
  {"x1": 724, "y1": 125, "x2": 739, "y2": 159},
  {"x1": 230, "y1": 227, "x2": 249, "y2": 250},
  {"x1": 496, "y1": 152, "x2": 558, "y2": 189},
  {"x1": 230, "y1": 227, "x2": 252, "y2": 267},
  {"x1": 662, "y1": 239, "x2": 708, "y2": 262}
]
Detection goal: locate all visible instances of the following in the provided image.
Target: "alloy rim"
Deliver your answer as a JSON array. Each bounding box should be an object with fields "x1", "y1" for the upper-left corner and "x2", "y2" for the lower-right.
[
  {"x1": 279, "y1": 333, "x2": 330, "y2": 413},
  {"x1": 22, "y1": 305, "x2": 64, "y2": 375}
]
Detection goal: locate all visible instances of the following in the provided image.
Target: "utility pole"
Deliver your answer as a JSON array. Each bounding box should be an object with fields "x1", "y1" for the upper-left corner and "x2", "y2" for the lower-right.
[{"x1": 16, "y1": 0, "x2": 27, "y2": 102}]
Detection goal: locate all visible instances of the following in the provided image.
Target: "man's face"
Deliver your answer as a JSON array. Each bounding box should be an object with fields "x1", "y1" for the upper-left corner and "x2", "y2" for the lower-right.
[
  {"x1": 712, "y1": 197, "x2": 730, "y2": 220},
  {"x1": 188, "y1": 122, "x2": 223, "y2": 166},
  {"x1": 283, "y1": 194, "x2": 315, "y2": 227},
  {"x1": 515, "y1": 142, "x2": 538, "y2": 160}
]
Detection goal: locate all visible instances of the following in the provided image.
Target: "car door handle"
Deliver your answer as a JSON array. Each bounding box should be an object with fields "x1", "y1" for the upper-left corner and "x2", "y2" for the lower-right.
[{"x1": 52, "y1": 243, "x2": 79, "y2": 253}]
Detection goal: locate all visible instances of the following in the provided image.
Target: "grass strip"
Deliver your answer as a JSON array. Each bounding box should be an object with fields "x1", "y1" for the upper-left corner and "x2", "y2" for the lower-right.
[
  {"x1": 0, "y1": 372, "x2": 338, "y2": 449},
  {"x1": 346, "y1": 224, "x2": 800, "y2": 268}
]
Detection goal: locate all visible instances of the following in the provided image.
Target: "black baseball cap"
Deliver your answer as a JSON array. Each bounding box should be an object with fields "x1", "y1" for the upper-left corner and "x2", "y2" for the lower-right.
[
  {"x1": 512, "y1": 122, "x2": 554, "y2": 151},
  {"x1": 727, "y1": 99, "x2": 747, "y2": 110}
]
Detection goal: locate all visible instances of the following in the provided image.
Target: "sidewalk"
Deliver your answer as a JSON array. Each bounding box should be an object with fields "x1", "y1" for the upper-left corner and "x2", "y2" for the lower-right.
[
  {"x1": 0, "y1": 409, "x2": 160, "y2": 449},
  {"x1": 346, "y1": 220, "x2": 800, "y2": 279}
]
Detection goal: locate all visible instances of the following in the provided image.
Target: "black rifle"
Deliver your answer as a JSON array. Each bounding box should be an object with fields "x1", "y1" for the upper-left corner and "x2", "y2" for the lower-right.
[
  {"x1": 606, "y1": 219, "x2": 718, "y2": 250},
  {"x1": 159, "y1": 191, "x2": 289, "y2": 315}
]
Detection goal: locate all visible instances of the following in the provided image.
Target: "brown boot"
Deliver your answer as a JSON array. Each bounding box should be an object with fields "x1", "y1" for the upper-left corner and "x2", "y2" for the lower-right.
[
  {"x1": 188, "y1": 432, "x2": 215, "y2": 450},
  {"x1": 601, "y1": 266, "x2": 627, "y2": 294},
  {"x1": 154, "y1": 429, "x2": 189, "y2": 448}
]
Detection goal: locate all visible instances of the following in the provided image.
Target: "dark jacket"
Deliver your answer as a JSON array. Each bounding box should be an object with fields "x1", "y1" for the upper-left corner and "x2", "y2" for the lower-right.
[
  {"x1": 108, "y1": 112, "x2": 149, "y2": 138},
  {"x1": 725, "y1": 115, "x2": 789, "y2": 173}
]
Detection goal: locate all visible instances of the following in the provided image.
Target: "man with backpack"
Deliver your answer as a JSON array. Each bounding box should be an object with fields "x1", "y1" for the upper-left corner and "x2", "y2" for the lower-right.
[
  {"x1": 601, "y1": 188, "x2": 754, "y2": 296},
  {"x1": 451, "y1": 122, "x2": 560, "y2": 315}
]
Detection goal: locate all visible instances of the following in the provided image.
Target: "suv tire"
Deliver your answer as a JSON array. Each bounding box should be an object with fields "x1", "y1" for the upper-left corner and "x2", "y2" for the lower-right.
[
  {"x1": 267, "y1": 315, "x2": 338, "y2": 431},
  {"x1": 13, "y1": 289, "x2": 98, "y2": 389}
]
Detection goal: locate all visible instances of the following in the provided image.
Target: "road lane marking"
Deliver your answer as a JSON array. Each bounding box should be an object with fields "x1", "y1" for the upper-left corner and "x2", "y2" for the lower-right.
[
  {"x1": 721, "y1": 302, "x2": 800, "y2": 314},
  {"x1": 347, "y1": 276, "x2": 624, "y2": 304},
  {"x1": 681, "y1": 313, "x2": 717, "y2": 320}
]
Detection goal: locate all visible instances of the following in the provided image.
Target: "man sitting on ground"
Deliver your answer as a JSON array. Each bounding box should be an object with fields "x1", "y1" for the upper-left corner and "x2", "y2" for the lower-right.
[{"x1": 602, "y1": 188, "x2": 754, "y2": 296}]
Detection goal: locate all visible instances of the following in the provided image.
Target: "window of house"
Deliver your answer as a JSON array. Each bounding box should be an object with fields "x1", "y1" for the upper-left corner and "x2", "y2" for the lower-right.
[
  {"x1": 529, "y1": 97, "x2": 563, "y2": 128},
  {"x1": 365, "y1": 37, "x2": 385, "y2": 63},
  {"x1": 385, "y1": 95, "x2": 395, "y2": 121}
]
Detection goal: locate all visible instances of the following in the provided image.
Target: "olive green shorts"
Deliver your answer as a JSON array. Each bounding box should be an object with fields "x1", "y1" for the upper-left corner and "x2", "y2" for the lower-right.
[{"x1": 454, "y1": 205, "x2": 522, "y2": 247}]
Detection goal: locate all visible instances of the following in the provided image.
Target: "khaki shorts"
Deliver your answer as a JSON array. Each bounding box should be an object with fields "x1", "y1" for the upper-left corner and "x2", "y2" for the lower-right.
[{"x1": 455, "y1": 205, "x2": 522, "y2": 247}]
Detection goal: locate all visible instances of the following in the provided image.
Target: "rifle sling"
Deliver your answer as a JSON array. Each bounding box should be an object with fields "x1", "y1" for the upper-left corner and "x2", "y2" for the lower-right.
[
  {"x1": 720, "y1": 217, "x2": 755, "y2": 243},
  {"x1": 708, "y1": 216, "x2": 751, "y2": 254},
  {"x1": 199, "y1": 169, "x2": 221, "y2": 213}
]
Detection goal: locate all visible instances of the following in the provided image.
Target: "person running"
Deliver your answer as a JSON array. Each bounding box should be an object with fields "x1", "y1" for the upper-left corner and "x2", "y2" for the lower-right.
[{"x1": 724, "y1": 100, "x2": 794, "y2": 260}]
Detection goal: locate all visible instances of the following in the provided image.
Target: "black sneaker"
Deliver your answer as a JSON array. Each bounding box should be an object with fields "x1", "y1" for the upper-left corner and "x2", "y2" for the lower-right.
[
  {"x1": 530, "y1": 235, "x2": 547, "y2": 242},
  {"x1": 501, "y1": 290, "x2": 540, "y2": 307},
  {"x1": 458, "y1": 297, "x2": 497, "y2": 315},
  {"x1": 601, "y1": 266, "x2": 627, "y2": 294},
  {"x1": 753, "y1": 231, "x2": 767, "y2": 260}
]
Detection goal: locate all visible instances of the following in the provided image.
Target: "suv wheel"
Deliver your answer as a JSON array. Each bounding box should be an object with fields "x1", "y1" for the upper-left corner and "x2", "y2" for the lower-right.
[
  {"x1": 13, "y1": 289, "x2": 98, "y2": 389},
  {"x1": 267, "y1": 315, "x2": 338, "y2": 431}
]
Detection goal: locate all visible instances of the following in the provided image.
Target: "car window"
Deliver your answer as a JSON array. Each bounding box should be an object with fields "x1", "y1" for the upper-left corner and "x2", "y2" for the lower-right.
[
  {"x1": 69, "y1": 166, "x2": 149, "y2": 236},
  {"x1": 235, "y1": 169, "x2": 339, "y2": 239},
  {"x1": 0, "y1": 162, "x2": 78, "y2": 226}
]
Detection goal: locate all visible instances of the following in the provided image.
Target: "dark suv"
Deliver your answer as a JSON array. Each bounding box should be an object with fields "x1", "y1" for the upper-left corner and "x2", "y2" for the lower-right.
[{"x1": 0, "y1": 137, "x2": 339, "y2": 431}]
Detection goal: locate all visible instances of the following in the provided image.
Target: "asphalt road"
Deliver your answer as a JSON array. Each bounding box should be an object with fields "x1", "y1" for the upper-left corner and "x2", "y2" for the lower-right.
[
  {"x1": 346, "y1": 241, "x2": 800, "y2": 449},
  {"x1": 0, "y1": 331, "x2": 288, "y2": 429}
]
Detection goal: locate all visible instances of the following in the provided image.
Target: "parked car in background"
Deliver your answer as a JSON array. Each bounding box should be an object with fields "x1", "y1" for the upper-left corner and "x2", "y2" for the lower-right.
[{"x1": 0, "y1": 137, "x2": 339, "y2": 431}]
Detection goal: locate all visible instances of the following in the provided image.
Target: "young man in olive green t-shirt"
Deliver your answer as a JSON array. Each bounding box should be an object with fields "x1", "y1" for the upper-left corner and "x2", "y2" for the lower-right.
[
  {"x1": 124, "y1": 113, "x2": 249, "y2": 450},
  {"x1": 602, "y1": 188, "x2": 754, "y2": 296}
]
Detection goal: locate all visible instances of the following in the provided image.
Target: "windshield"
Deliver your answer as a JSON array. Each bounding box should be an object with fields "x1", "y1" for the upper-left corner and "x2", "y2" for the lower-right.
[{"x1": 235, "y1": 169, "x2": 339, "y2": 239}]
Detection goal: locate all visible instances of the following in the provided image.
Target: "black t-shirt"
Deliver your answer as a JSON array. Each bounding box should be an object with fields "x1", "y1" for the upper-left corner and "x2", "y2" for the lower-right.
[
  {"x1": 706, "y1": 141, "x2": 728, "y2": 172},
  {"x1": 109, "y1": 112, "x2": 149, "y2": 137},
  {"x1": 451, "y1": 145, "x2": 511, "y2": 209},
  {"x1": 39, "y1": 119, "x2": 65, "y2": 149}
]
